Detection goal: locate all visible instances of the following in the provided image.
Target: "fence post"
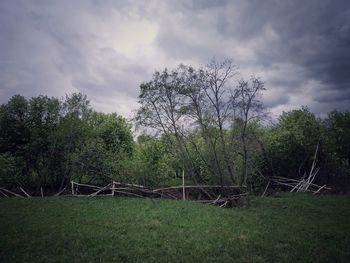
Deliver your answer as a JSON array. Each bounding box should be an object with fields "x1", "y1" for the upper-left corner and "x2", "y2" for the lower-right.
[
  {"x1": 71, "y1": 181, "x2": 74, "y2": 196},
  {"x1": 182, "y1": 170, "x2": 185, "y2": 201},
  {"x1": 112, "y1": 181, "x2": 115, "y2": 197}
]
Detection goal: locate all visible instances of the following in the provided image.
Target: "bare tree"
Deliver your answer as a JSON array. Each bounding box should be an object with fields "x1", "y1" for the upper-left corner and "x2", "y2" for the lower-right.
[
  {"x1": 232, "y1": 77, "x2": 266, "y2": 185},
  {"x1": 203, "y1": 59, "x2": 238, "y2": 185}
]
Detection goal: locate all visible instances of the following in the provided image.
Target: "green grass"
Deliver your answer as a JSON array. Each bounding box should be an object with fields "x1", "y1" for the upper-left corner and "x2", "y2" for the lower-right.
[{"x1": 0, "y1": 193, "x2": 349, "y2": 262}]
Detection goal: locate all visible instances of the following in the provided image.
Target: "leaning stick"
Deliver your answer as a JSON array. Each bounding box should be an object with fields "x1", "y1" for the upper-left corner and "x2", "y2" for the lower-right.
[
  {"x1": 262, "y1": 181, "x2": 270, "y2": 196},
  {"x1": 89, "y1": 183, "x2": 112, "y2": 197},
  {"x1": 40, "y1": 187, "x2": 44, "y2": 197},
  {"x1": 212, "y1": 194, "x2": 222, "y2": 204},
  {"x1": 290, "y1": 180, "x2": 303, "y2": 192},
  {"x1": 220, "y1": 200, "x2": 229, "y2": 208},
  {"x1": 54, "y1": 187, "x2": 67, "y2": 196},
  {"x1": 0, "y1": 189, "x2": 9, "y2": 197},
  {"x1": 19, "y1": 187, "x2": 31, "y2": 197}
]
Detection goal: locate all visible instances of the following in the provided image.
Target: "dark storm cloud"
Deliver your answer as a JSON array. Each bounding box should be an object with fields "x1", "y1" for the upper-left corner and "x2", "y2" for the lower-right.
[
  {"x1": 0, "y1": 0, "x2": 349, "y2": 117},
  {"x1": 154, "y1": 0, "x2": 350, "y2": 112}
]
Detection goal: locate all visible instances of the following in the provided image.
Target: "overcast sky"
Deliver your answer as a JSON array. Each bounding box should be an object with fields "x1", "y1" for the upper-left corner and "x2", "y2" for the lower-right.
[{"x1": 1, "y1": 0, "x2": 349, "y2": 118}]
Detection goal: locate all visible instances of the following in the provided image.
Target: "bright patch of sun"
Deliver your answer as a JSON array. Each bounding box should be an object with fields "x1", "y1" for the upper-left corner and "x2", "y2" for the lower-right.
[{"x1": 112, "y1": 19, "x2": 158, "y2": 56}]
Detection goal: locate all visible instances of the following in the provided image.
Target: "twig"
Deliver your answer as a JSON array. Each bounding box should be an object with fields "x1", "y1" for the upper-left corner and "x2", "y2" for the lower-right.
[{"x1": 261, "y1": 181, "x2": 270, "y2": 197}]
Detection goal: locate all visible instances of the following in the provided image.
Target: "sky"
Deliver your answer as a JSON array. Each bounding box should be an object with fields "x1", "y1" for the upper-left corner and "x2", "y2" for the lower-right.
[{"x1": 1, "y1": 0, "x2": 349, "y2": 119}]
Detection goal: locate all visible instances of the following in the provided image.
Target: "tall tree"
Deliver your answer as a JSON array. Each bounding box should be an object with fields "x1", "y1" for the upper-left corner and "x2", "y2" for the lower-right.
[{"x1": 232, "y1": 77, "x2": 266, "y2": 185}]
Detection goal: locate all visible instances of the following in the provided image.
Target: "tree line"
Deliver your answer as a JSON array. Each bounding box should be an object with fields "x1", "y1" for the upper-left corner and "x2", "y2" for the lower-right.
[{"x1": 1, "y1": 60, "x2": 349, "y2": 194}]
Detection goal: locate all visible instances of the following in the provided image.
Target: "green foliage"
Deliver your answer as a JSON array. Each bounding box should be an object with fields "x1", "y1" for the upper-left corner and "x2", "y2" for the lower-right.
[
  {"x1": 1, "y1": 194, "x2": 349, "y2": 262},
  {"x1": 265, "y1": 107, "x2": 322, "y2": 179},
  {"x1": 0, "y1": 94, "x2": 134, "y2": 192},
  {"x1": 320, "y1": 110, "x2": 350, "y2": 192},
  {"x1": 123, "y1": 136, "x2": 178, "y2": 187},
  {"x1": 1, "y1": 91, "x2": 349, "y2": 192}
]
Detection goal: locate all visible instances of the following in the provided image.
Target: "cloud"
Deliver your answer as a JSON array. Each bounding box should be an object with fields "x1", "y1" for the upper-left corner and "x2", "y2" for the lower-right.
[{"x1": 0, "y1": 0, "x2": 349, "y2": 120}]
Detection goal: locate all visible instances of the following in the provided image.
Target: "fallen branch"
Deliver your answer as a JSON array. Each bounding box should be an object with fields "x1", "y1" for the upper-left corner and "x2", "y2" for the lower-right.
[{"x1": 154, "y1": 185, "x2": 244, "y2": 192}]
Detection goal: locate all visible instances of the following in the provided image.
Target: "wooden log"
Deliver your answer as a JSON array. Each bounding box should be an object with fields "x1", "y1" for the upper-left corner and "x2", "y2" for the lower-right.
[
  {"x1": 154, "y1": 185, "x2": 245, "y2": 192},
  {"x1": 113, "y1": 182, "x2": 146, "y2": 188}
]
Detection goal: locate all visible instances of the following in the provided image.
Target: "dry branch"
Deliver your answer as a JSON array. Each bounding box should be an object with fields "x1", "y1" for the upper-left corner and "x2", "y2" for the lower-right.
[{"x1": 19, "y1": 187, "x2": 31, "y2": 197}]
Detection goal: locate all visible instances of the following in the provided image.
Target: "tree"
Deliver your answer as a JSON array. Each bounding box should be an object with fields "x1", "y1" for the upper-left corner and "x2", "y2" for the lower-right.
[
  {"x1": 265, "y1": 107, "x2": 321, "y2": 180},
  {"x1": 232, "y1": 77, "x2": 266, "y2": 185},
  {"x1": 135, "y1": 60, "x2": 267, "y2": 186},
  {"x1": 136, "y1": 68, "x2": 197, "y2": 182}
]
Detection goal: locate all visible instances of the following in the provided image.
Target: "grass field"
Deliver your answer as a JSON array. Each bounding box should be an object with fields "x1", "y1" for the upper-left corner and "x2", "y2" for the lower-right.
[{"x1": 0, "y1": 193, "x2": 349, "y2": 262}]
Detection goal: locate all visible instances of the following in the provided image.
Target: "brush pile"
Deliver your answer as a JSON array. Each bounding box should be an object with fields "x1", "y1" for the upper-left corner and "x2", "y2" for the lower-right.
[
  {"x1": 70, "y1": 181, "x2": 249, "y2": 208},
  {"x1": 270, "y1": 176, "x2": 330, "y2": 193}
]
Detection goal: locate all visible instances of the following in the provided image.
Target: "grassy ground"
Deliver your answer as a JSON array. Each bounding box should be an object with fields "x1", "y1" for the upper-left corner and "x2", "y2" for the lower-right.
[{"x1": 0, "y1": 193, "x2": 349, "y2": 263}]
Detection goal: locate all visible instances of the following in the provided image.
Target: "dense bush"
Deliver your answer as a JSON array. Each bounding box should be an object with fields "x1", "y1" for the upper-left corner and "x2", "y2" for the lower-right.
[{"x1": 0, "y1": 94, "x2": 134, "y2": 194}]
